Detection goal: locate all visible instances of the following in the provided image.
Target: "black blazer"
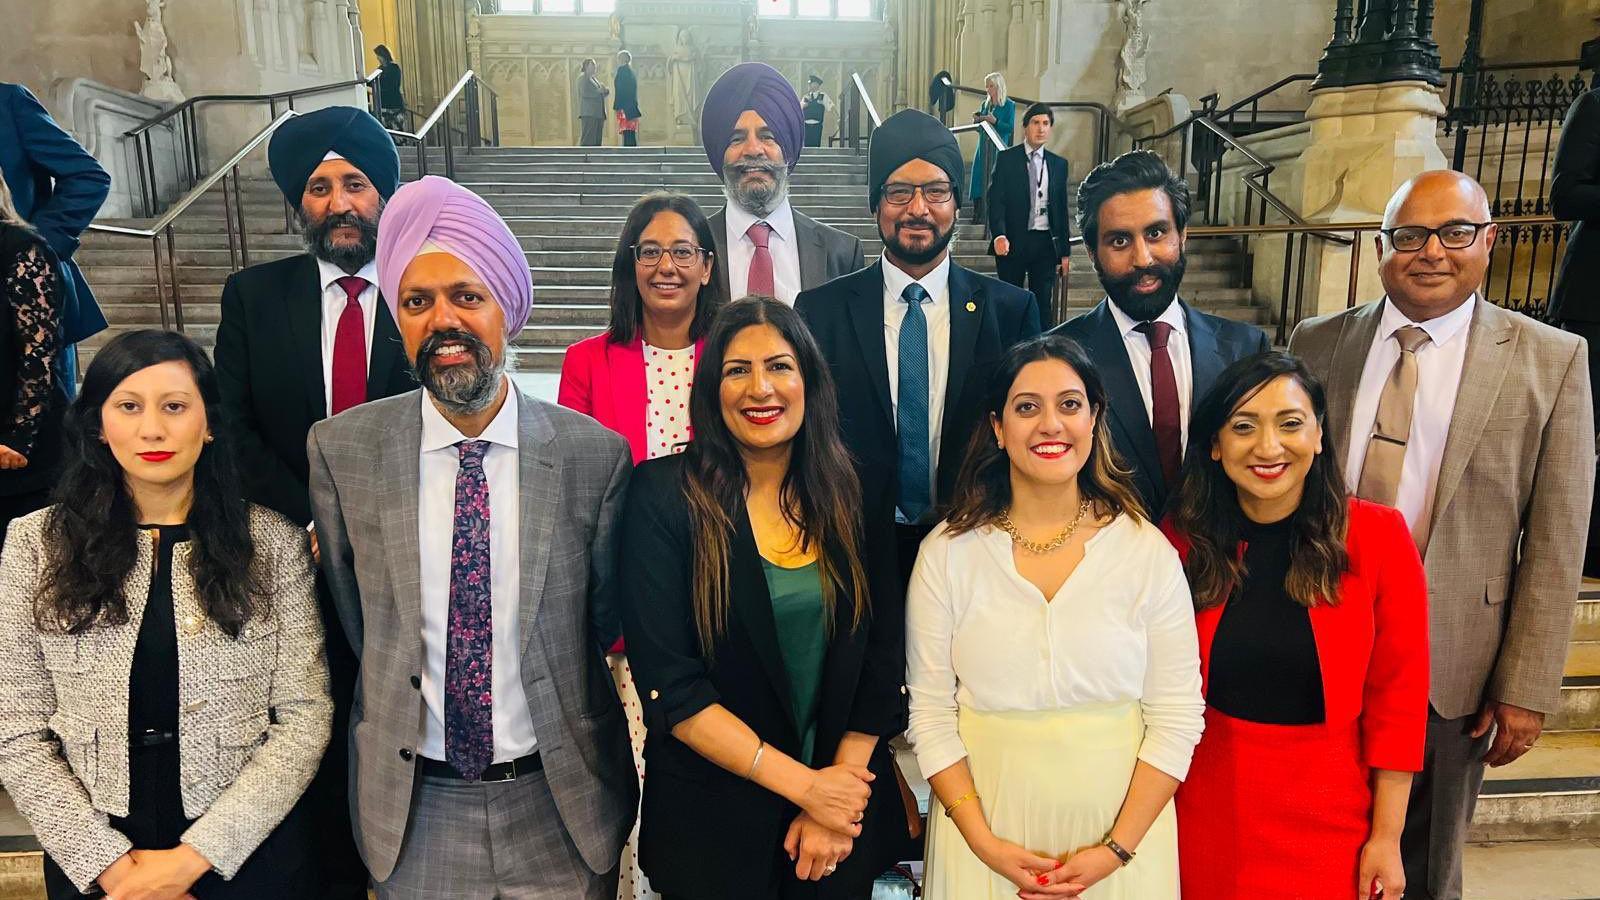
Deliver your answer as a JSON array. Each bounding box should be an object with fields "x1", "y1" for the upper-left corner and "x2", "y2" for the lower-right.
[
  {"x1": 613, "y1": 64, "x2": 641, "y2": 119},
  {"x1": 986, "y1": 143, "x2": 1072, "y2": 258},
  {"x1": 796, "y1": 260, "x2": 1042, "y2": 510},
  {"x1": 1048, "y1": 298, "x2": 1271, "y2": 517},
  {"x1": 620, "y1": 454, "x2": 908, "y2": 899},
  {"x1": 214, "y1": 254, "x2": 414, "y2": 525},
  {"x1": 0, "y1": 224, "x2": 65, "y2": 498},
  {"x1": 1550, "y1": 89, "x2": 1600, "y2": 323}
]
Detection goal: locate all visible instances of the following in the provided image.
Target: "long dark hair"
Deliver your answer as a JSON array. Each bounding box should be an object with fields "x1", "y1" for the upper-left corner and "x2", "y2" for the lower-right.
[
  {"x1": 37, "y1": 330, "x2": 267, "y2": 637},
  {"x1": 607, "y1": 192, "x2": 727, "y2": 345},
  {"x1": 681, "y1": 297, "x2": 868, "y2": 655},
  {"x1": 946, "y1": 333, "x2": 1146, "y2": 533},
  {"x1": 1167, "y1": 351, "x2": 1349, "y2": 610}
]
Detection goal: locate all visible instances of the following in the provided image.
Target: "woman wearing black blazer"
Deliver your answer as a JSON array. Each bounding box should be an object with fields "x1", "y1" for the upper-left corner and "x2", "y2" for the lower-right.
[{"x1": 621, "y1": 297, "x2": 907, "y2": 900}]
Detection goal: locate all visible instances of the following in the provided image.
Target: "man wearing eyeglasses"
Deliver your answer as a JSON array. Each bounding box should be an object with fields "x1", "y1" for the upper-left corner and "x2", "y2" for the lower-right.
[
  {"x1": 1290, "y1": 170, "x2": 1594, "y2": 900},
  {"x1": 797, "y1": 108, "x2": 1040, "y2": 586}
]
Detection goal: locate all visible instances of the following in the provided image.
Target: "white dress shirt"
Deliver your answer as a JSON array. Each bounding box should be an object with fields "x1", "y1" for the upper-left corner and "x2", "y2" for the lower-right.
[
  {"x1": 1025, "y1": 143, "x2": 1049, "y2": 231},
  {"x1": 417, "y1": 381, "x2": 539, "y2": 762},
  {"x1": 725, "y1": 197, "x2": 803, "y2": 305},
  {"x1": 882, "y1": 255, "x2": 952, "y2": 510},
  {"x1": 316, "y1": 258, "x2": 380, "y2": 414},
  {"x1": 1106, "y1": 298, "x2": 1196, "y2": 451},
  {"x1": 1343, "y1": 296, "x2": 1474, "y2": 534},
  {"x1": 905, "y1": 514, "x2": 1205, "y2": 782}
]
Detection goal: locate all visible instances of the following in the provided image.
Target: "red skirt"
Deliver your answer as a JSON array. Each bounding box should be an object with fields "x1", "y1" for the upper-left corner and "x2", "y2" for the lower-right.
[{"x1": 1177, "y1": 707, "x2": 1372, "y2": 900}]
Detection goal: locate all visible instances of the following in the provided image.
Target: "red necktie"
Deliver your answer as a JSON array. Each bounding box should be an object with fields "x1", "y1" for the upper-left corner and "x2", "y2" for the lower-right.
[
  {"x1": 330, "y1": 275, "x2": 368, "y2": 415},
  {"x1": 746, "y1": 221, "x2": 775, "y2": 297},
  {"x1": 1135, "y1": 320, "x2": 1182, "y2": 488}
]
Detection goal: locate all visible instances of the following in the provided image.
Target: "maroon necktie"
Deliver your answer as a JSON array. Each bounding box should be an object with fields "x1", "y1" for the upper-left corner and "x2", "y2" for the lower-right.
[
  {"x1": 746, "y1": 221, "x2": 775, "y2": 297},
  {"x1": 330, "y1": 276, "x2": 368, "y2": 415},
  {"x1": 1135, "y1": 320, "x2": 1182, "y2": 488}
]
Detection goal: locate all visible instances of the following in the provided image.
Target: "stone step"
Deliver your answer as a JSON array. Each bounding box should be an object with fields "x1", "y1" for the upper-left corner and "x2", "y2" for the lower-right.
[
  {"x1": 1462, "y1": 839, "x2": 1600, "y2": 899},
  {"x1": 1472, "y1": 730, "x2": 1600, "y2": 843}
]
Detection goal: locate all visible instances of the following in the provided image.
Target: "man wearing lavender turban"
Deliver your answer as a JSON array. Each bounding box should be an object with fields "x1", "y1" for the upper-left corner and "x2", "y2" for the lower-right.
[
  {"x1": 699, "y1": 62, "x2": 864, "y2": 305},
  {"x1": 309, "y1": 175, "x2": 638, "y2": 898}
]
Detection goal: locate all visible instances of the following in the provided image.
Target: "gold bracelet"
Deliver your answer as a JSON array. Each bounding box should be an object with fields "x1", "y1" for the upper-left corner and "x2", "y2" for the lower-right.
[
  {"x1": 746, "y1": 741, "x2": 766, "y2": 781},
  {"x1": 943, "y1": 790, "x2": 978, "y2": 817}
]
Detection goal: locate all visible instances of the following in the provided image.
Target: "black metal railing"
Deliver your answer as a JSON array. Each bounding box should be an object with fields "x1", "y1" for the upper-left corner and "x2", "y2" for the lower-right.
[
  {"x1": 940, "y1": 75, "x2": 1116, "y2": 172},
  {"x1": 839, "y1": 72, "x2": 881, "y2": 152},
  {"x1": 385, "y1": 70, "x2": 501, "y2": 182}
]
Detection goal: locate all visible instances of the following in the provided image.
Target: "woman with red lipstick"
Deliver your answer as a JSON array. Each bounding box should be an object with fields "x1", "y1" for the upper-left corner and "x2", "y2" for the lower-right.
[
  {"x1": 619, "y1": 297, "x2": 908, "y2": 900},
  {"x1": 906, "y1": 333, "x2": 1203, "y2": 900},
  {"x1": 1163, "y1": 352, "x2": 1427, "y2": 900}
]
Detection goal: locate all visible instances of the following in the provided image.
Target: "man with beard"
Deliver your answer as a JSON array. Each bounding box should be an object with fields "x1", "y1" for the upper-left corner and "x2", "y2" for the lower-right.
[
  {"x1": 798, "y1": 108, "x2": 1040, "y2": 584},
  {"x1": 213, "y1": 104, "x2": 414, "y2": 899},
  {"x1": 309, "y1": 176, "x2": 636, "y2": 899},
  {"x1": 700, "y1": 62, "x2": 863, "y2": 304},
  {"x1": 1048, "y1": 149, "x2": 1270, "y2": 517}
]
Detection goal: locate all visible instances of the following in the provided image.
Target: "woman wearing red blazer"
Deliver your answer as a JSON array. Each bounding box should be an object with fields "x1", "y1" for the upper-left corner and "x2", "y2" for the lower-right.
[
  {"x1": 558, "y1": 191, "x2": 728, "y2": 900},
  {"x1": 1163, "y1": 352, "x2": 1428, "y2": 900}
]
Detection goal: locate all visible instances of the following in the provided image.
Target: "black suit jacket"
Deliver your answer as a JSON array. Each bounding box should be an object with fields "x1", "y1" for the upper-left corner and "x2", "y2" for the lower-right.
[
  {"x1": 620, "y1": 454, "x2": 908, "y2": 899},
  {"x1": 214, "y1": 254, "x2": 415, "y2": 525},
  {"x1": 986, "y1": 143, "x2": 1071, "y2": 258},
  {"x1": 612, "y1": 64, "x2": 641, "y2": 119},
  {"x1": 1048, "y1": 298, "x2": 1271, "y2": 517},
  {"x1": 796, "y1": 260, "x2": 1042, "y2": 509},
  {"x1": 1550, "y1": 89, "x2": 1600, "y2": 323}
]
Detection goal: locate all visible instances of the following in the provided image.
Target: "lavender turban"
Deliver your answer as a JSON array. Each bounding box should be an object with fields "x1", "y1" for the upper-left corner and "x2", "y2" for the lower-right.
[
  {"x1": 700, "y1": 62, "x2": 804, "y2": 175},
  {"x1": 376, "y1": 176, "x2": 532, "y2": 340}
]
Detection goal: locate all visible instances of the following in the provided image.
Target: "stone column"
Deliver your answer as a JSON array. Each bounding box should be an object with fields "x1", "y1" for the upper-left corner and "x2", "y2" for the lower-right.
[
  {"x1": 955, "y1": 1, "x2": 977, "y2": 85},
  {"x1": 1006, "y1": 0, "x2": 1026, "y2": 74}
]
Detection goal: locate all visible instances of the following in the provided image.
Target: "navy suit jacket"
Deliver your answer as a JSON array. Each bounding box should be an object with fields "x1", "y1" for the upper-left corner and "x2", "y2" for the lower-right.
[
  {"x1": 0, "y1": 84, "x2": 110, "y2": 344},
  {"x1": 1049, "y1": 298, "x2": 1271, "y2": 517}
]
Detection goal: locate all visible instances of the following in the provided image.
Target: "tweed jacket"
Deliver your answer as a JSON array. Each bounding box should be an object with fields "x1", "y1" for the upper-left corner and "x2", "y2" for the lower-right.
[
  {"x1": 307, "y1": 386, "x2": 637, "y2": 882},
  {"x1": 1290, "y1": 297, "x2": 1596, "y2": 719},
  {"x1": 0, "y1": 505, "x2": 332, "y2": 892}
]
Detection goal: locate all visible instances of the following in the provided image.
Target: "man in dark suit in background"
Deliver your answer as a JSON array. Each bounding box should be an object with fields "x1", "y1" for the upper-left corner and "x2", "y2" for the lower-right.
[
  {"x1": 212, "y1": 105, "x2": 414, "y2": 900},
  {"x1": 798, "y1": 109, "x2": 1040, "y2": 583},
  {"x1": 613, "y1": 50, "x2": 641, "y2": 147},
  {"x1": 1049, "y1": 150, "x2": 1270, "y2": 518},
  {"x1": 988, "y1": 101, "x2": 1072, "y2": 313}
]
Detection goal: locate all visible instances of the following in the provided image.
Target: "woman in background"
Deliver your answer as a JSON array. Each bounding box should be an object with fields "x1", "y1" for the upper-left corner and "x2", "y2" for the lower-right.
[{"x1": 967, "y1": 72, "x2": 1014, "y2": 224}]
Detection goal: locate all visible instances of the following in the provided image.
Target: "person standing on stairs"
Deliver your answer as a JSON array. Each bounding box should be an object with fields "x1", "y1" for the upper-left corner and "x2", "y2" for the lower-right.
[
  {"x1": 987, "y1": 102, "x2": 1072, "y2": 316},
  {"x1": 614, "y1": 50, "x2": 642, "y2": 148},
  {"x1": 1289, "y1": 170, "x2": 1595, "y2": 900},
  {"x1": 801, "y1": 74, "x2": 834, "y2": 148},
  {"x1": 1047, "y1": 149, "x2": 1271, "y2": 520},
  {"x1": 373, "y1": 45, "x2": 407, "y2": 132},
  {"x1": 699, "y1": 62, "x2": 864, "y2": 306},
  {"x1": 580, "y1": 58, "x2": 611, "y2": 148},
  {"x1": 212, "y1": 104, "x2": 412, "y2": 900}
]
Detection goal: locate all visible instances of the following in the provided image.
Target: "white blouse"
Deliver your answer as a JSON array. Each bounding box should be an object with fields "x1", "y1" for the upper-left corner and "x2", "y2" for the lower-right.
[
  {"x1": 905, "y1": 513, "x2": 1205, "y2": 783},
  {"x1": 643, "y1": 342, "x2": 696, "y2": 460}
]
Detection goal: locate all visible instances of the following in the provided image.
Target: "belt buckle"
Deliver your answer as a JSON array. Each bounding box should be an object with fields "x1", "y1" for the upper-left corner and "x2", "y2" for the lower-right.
[{"x1": 482, "y1": 759, "x2": 517, "y2": 783}]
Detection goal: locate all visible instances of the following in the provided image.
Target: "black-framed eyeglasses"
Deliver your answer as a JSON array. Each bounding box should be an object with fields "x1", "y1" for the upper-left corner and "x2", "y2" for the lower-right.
[
  {"x1": 881, "y1": 181, "x2": 956, "y2": 206},
  {"x1": 632, "y1": 243, "x2": 710, "y2": 265},
  {"x1": 1380, "y1": 222, "x2": 1491, "y2": 253}
]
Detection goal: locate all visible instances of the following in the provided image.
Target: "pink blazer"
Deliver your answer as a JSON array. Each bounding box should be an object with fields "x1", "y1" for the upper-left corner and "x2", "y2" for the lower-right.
[{"x1": 557, "y1": 332, "x2": 705, "y2": 464}]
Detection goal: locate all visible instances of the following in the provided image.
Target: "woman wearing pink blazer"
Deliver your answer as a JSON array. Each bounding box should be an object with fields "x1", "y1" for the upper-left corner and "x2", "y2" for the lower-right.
[{"x1": 558, "y1": 190, "x2": 727, "y2": 900}]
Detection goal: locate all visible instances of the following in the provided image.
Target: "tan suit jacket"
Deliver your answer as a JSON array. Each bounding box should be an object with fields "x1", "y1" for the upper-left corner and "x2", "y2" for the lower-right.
[{"x1": 1290, "y1": 296, "x2": 1595, "y2": 720}]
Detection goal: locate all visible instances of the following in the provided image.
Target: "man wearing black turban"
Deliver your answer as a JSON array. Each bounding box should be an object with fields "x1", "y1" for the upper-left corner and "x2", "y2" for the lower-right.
[
  {"x1": 699, "y1": 62, "x2": 864, "y2": 305},
  {"x1": 213, "y1": 104, "x2": 415, "y2": 900},
  {"x1": 797, "y1": 108, "x2": 1041, "y2": 586}
]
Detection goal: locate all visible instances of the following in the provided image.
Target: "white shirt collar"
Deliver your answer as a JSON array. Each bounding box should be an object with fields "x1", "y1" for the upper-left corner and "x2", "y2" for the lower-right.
[
  {"x1": 1106, "y1": 296, "x2": 1186, "y2": 340},
  {"x1": 1378, "y1": 294, "x2": 1476, "y2": 348},
  {"x1": 725, "y1": 196, "x2": 797, "y2": 246},
  {"x1": 882, "y1": 253, "x2": 952, "y2": 305},
  {"x1": 1025, "y1": 142, "x2": 1045, "y2": 156},
  {"x1": 420, "y1": 377, "x2": 521, "y2": 453},
  {"x1": 316, "y1": 257, "x2": 379, "y2": 293}
]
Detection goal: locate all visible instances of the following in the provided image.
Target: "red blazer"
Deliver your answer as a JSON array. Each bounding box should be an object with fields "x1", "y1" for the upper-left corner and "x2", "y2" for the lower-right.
[
  {"x1": 1164, "y1": 498, "x2": 1430, "y2": 772},
  {"x1": 557, "y1": 332, "x2": 705, "y2": 464}
]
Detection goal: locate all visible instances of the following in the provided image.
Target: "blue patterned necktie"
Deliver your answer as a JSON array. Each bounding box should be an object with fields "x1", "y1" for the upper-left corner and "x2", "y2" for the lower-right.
[
  {"x1": 897, "y1": 283, "x2": 932, "y2": 523},
  {"x1": 445, "y1": 440, "x2": 494, "y2": 781}
]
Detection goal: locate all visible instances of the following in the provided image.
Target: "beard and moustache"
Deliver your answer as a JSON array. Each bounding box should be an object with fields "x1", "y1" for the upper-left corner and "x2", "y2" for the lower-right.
[
  {"x1": 1098, "y1": 252, "x2": 1188, "y2": 322},
  {"x1": 413, "y1": 329, "x2": 508, "y2": 416},
  {"x1": 301, "y1": 205, "x2": 382, "y2": 273},
  {"x1": 880, "y1": 213, "x2": 957, "y2": 268},
  {"x1": 722, "y1": 156, "x2": 789, "y2": 218}
]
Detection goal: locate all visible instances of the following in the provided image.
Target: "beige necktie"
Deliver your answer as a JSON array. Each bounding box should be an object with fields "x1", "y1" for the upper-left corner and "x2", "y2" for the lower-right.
[{"x1": 1357, "y1": 325, "x2": 1433, "y2": 539}]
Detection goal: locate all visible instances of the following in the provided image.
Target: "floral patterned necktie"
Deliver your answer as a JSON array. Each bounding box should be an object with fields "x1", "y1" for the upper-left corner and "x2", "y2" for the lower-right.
[{"x1": 445, "y1": 439, "x2": 494, "y2": 780}]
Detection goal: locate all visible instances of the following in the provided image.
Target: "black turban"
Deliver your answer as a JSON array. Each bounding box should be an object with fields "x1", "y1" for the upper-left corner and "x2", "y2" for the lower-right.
[
  {"x1": 868, "y1": 109, "x2": 963, "y2": 211},
  {"x1": 700, "y1": 62, "x2": 804, "y2": 175},
  {"x1": 267, "y1": 106, "x2": 400, "y2": 205}
]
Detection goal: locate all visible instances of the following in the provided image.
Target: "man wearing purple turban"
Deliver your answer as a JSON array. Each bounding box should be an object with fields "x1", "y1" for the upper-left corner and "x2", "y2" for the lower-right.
[
  {"x1": 309, "y1": 176, "x2": 638, "y2": 899},
  {"x1": 699, "y1": 62, "x2": 864, "y2": 305}
]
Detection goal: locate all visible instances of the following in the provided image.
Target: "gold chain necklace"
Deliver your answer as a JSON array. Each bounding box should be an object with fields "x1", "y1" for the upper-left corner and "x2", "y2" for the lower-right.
[{"x1": 997, "y1": 499, "x2": 1092, "y2": 554}]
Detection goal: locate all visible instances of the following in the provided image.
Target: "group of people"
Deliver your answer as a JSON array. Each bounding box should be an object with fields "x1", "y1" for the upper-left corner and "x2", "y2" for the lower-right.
[{"x1": 0, "y1": 58, "x2": 1590, "y2": 900}]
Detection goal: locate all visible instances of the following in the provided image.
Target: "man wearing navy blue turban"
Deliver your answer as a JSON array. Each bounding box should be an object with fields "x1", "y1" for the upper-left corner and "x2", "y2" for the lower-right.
[
  {"x1": 699, "y1": 62, "x2": 864, "y2": 305},
  {"x1": 213, "y1": 104, "x2": 413, "y2": 900}
]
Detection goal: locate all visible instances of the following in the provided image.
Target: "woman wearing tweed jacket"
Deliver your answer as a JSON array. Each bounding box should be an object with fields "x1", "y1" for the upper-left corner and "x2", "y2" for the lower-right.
[{"x1": 0, "y1": 330, "x2": 332, "y2": 899}]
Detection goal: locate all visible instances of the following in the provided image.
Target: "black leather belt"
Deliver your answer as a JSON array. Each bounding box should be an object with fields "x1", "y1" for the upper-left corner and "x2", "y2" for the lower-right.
[
  {"x1": 419, "y1": 752, "x2": 542, "y2": 783},
  {"x1": 131, "y1": 729, "x2": 176, "y2": 748}
]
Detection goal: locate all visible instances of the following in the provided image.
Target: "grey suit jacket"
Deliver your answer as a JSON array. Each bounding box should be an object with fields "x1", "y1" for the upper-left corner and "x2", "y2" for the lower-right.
[
  {"x1": 708, "y1": 205, "x2": 866, "y2": 302},
  {"x1": 307, "y1": 386, "x2": 637, "y2": 881},
  {"x1": 1290, "y1": 297, "x2": 1595, "y2": 719},
  {"x1": 578, "y1": 73, "x2": 608, "y2": 120}
]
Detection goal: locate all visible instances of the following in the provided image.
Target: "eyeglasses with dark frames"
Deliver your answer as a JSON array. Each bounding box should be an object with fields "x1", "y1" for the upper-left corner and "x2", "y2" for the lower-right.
[
  {"x1": 1379, "y1": 222, "x2": 1492, "y2": 253},
  {"x1": 881, "y1": 181, "x2": 956, "y2": 206},
  {"x1": 632, "y1": 243, "x2": 711, "y2": 265}
]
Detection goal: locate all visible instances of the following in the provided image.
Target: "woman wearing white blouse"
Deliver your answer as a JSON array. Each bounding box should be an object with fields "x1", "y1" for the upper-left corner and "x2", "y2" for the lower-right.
[{"x1": 906, "y1": 334, "x2": 1205, "y2": 899}]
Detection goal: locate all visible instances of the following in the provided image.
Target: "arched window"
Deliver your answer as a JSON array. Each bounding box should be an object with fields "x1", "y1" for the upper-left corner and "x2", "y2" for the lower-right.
[
  {"x1": 498, "y1": 0, "x2": 616, "y2": 13},
  {"x1": 757, "y1": 0, "x2": 876, "y2": 19}
]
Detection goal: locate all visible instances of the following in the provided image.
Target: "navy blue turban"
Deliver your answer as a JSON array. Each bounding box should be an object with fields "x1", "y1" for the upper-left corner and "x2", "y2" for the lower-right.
[
  {"x1": 700, "y1": 63, "x2": 804, "y2": 175},
  {"x1": 267, "y1": 106, "x2": 400, "y2": 205},
  {"x1": 869, "y1": 109, "x2": 964, "y2": 211}
]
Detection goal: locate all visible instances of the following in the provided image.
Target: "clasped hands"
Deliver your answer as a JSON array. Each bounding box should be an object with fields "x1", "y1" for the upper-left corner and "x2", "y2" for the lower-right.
[
  {"x1": 976, "y1": 833, "x2": 1124, "y2": 899},
  {"x1": 98, "y1": 844, "x2": 211, "y2": 900},
  {"x1": 784, "y1": 763, "x2": 875, "y2": 881}
]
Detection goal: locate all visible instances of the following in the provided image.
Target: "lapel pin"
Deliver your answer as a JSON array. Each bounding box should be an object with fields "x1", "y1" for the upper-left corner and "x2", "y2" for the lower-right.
[{"x1": 965, "y1": 300, "x2": 977, "y2": 313}]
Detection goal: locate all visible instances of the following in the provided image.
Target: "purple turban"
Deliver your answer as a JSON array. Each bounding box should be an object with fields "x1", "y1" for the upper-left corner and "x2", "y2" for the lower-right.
[
  {"x1": 376, "y1": 176, "x2": 532, "y2": 340},
  {"x1": 700, "y1": 62, "x2": 804, "y2": 175}
]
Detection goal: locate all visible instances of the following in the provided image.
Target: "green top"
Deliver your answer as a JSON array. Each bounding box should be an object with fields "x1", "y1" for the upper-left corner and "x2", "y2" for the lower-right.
[{"x1": 761, "y1": 558, "x2": 828, "y2": 766}]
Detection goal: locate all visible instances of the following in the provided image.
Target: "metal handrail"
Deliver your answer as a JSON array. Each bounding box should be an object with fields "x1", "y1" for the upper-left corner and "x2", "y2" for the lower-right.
[
  {"x1": 1192, "y1": 118, "x2": 1347, "y2": 242},
  {"x1": 125, "y1": 71, "x2": 379, "y2": 138},
  {"x1": 940, "y1": 75, "x2": 1115, "y2": 167},
  {"x1": 1213, "y1": 73, "x2": 1316, "y2": 122},
  {"x1": 950, "y1": 121, "x2": 1007, "y2": 152},
  {"x1": 850, "y1": 72, "x2": 882, "y2": 128},
  {"x1": 385, "y1": 70, "x2": 499, "y2": 180}
]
